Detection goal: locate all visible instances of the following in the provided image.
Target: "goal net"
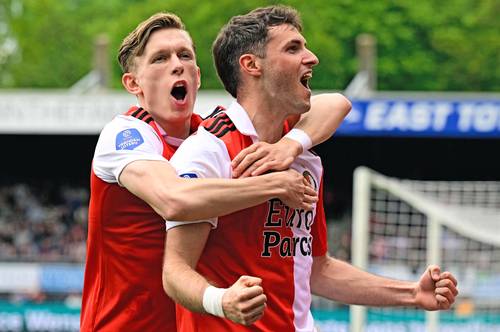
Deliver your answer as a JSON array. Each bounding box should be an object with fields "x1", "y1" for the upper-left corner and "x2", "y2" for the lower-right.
[{"x1": 350, "y1": 167, "x2": 500, "y2": 332}]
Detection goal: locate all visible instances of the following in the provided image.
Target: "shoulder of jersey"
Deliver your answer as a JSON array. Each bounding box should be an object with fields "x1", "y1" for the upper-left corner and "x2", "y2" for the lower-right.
[
  {"x1": 125, "y1": 107, "x2": 154, "y2": 124},
  {"x1": 201, "y1": 106, "x2": 236, "y2": 139}
]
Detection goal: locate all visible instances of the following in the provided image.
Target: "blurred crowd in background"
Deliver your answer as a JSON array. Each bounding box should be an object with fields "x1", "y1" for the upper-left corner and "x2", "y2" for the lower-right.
[
  {"x1": 0, "y1": 183, "x2": 88, "y2": 263},
  {"x1": 0, "y1": 182, "x2": 352, "y2": 264}
]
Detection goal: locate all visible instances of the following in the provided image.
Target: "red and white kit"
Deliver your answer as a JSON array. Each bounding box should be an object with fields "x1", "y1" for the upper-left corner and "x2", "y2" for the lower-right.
[
  {"x1": 81, "y1": 106, "x2": 201, "y2": 332},
  {"x1": 167, "y1": 102, "x2": 328, "y2": 332}
]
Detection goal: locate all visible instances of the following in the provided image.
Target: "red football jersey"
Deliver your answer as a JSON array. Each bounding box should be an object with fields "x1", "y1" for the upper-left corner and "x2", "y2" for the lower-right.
[
  {"x1": 80, "y1": 106, "x2": 202, "y2": 332},
  {"x1": 168, "y1": 102, "x2": 328, "y2": 332}
]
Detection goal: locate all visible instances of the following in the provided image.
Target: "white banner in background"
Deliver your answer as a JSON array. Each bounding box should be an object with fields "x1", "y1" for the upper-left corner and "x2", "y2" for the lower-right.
[
  {"x1": 0, "y1": 263, "x2": 39, "y2": 292},
  {"x1": 0, "y1": 91, "x2": 233, "y2": 134}
]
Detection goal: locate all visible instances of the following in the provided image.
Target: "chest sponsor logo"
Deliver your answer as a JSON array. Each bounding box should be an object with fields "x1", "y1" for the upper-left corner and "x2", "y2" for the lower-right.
[
  {"x1": 115, "y1": 128, "x2": 144, "y2": 150},
  {"x1": 261, "y1": 198, "x2": 314, "y2": 258}
]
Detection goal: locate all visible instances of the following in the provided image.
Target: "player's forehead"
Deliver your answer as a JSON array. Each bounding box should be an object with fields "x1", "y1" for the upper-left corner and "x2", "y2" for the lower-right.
[
  {"x1": 143, "y1": 28, "x2": 195, "y2": 55},
  {"x1": 267, "y1": 24, "x2": 306, "y2": 47}
]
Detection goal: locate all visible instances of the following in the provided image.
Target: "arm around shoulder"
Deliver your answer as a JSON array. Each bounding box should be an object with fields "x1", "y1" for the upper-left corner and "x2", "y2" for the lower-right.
[
  {"x1": 120, "y1": 159, "x2": 317, "y2": 221},
  {"x1": 230, "y1": 93, "x2": 351, "y2": 177},
  {"x1": 119, "y1": 159, "x2": 189, "y2": 220},
  {"x1": 294, "y1": 93, "x2": 352, "y2": 146}
]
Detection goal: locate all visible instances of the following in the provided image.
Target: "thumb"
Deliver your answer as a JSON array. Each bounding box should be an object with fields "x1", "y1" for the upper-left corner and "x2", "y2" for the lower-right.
[
  {"x1": 238, "y1": 275, "x2": 262, "y2": 287},
  {"x1": 428, "y1": 265, "x2": 441, "y2": 281}
]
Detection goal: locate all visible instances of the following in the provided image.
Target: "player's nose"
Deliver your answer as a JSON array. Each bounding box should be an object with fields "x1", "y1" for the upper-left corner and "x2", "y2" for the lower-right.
[{"x1": 171, "y1": 54, "x2": 184, "y2": 75}]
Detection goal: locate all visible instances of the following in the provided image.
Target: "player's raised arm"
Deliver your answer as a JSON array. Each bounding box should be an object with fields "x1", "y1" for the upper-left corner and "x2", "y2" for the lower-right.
[
  {"x1": 310, "y1": 255, "x2": 458, "y2": 309},
  {"x1": 119, "y1": 160, "x2": 317, "y2": 221},
  {"x1": 294, "y1": 92, "x2": 352, "y2": 146},
  {"x1": 232, "y1": 93, "x2": 351, "y2": 177}
]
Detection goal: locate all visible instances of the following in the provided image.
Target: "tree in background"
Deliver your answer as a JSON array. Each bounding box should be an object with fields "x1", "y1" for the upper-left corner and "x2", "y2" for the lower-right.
[
  {"x1": 2, "y1": 0, "x2": 499, "y2": 91},
  {"x1": 0, "y1": 0, "x2": 21, "y2": 86}
]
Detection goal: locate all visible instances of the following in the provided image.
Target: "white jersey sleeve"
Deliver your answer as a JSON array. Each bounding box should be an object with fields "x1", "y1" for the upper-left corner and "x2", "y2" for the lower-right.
[
  {"x1": 166, "y1": 126, "x2": 232, "y2": 230},
  {"x1": 93, "y1": 115, "x2": 168, "y2": 186}
]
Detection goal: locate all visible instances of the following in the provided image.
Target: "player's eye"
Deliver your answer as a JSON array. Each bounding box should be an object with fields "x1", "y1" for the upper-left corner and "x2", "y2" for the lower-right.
[
  {"x1": 152, "y1": 54, "x2": 167, "y2": 63},
  {"x1": 179, "y1": 51, "x2": 193, "y2": 60},
  {"x1": 286, "y1": 45, "x2": 299, "y2": 53}
]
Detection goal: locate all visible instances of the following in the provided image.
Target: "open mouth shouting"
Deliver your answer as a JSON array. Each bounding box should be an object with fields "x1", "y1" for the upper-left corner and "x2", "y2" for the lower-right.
[
  {"x1": 170, "y1": 80, "x2": 188, "y2": 106},
  {"x1": 300, "y1": 72, "x2": 312, "y2": 91}
]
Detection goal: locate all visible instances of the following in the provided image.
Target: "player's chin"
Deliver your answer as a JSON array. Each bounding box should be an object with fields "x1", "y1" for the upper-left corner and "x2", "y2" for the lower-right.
[
  {"x1": 170, "y1": 100, "x2": 194, "y2": 116},
  {"x1": 299, "y1": 90, "x2": 312, "y2": 110},
  {"x1": 297, "y1": 99, "x2": 311, "y2": 114}
]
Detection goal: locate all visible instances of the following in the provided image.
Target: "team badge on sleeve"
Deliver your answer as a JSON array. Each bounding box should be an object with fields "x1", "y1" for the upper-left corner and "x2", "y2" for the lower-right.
[
  {"x1": 179, "y1": 173, "x2": 198, "y2": 178},
  {"x1": 115, "y1": 128, "x2": 144, "y2": 150}
]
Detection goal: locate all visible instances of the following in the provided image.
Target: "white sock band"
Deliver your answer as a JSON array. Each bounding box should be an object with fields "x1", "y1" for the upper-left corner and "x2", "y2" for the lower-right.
[
  {"x1": 202, "y1": 285, "x2": 227, "y2": 318},
  {"x1": 284, "y1": 128, "x2": 313, "y2": 152}
]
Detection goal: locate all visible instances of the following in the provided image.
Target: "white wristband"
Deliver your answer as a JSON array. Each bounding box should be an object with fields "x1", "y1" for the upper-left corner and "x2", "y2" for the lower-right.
[
  {"x1": 284, "y1": 128, "x2": 312, "y2": 152},
  {"x1": 202, "y1": 285, "x2": 227, "y2": 318}
]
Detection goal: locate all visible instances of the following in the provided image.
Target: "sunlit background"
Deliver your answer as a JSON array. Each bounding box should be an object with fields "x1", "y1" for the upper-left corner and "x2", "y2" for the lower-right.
[{"x1": 0, "y1": 0, "x2": 499, "y2": 331}]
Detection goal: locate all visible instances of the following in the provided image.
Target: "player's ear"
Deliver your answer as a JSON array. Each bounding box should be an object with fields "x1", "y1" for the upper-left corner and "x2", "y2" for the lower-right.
[
  {"x1": 196, "y1": 66, "x2": 201, "y2": 90},
  {"x1": 239, "y1": 54, "x2": 261, "y2": 77},
  {"x1": 122, "y1": 72, "x2": 142, "y2": 95}
]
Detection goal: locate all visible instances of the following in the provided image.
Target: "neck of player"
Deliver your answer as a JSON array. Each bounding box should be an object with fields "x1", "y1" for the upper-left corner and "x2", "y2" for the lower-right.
[{"x1": 239, "y1": 96, "x2": 289, "y2": 144}]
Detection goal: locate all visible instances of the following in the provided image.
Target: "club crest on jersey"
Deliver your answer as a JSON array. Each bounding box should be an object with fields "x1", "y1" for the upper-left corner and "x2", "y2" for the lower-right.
[
  {"x1": 179, "y1": 173, "x2": 198, "y2": 178},
  {"x1": 303, "y1": 170, "x2": 317, "y2": 190},
  {"x1": 116, "y1": 128, "x2": 144, "y2": 150}
]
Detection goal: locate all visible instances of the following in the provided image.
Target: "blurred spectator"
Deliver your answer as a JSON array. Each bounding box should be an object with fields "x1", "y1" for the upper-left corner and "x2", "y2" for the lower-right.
[{"x1": 0, "y1": 183, "x2": 88, "y2": 262}]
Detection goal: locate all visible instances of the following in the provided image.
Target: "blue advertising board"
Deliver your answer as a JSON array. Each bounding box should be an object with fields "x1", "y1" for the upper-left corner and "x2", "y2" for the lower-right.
[
  {"x1": 337, "y1": 100, "x2": 500, "y2": 138},
  {"x1": 39, "y1": 264, "x2": 84, "y2": 293}
]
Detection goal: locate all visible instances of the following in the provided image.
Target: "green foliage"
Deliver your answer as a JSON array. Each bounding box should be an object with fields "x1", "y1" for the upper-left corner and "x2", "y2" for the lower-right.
[{"x1": 1, "y1": 0, "x2": 499, "y2": 91}]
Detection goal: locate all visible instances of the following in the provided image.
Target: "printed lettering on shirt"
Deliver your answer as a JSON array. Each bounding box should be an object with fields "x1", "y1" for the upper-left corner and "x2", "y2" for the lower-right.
[
  {"x1": 179, "y1": 173, "x2": 198, "y2": 178},
  {"x1": 115, "y1": 128, "x2": 144, "y2": 150},
  {"x1": 261, "y1": 198, "x2": 314, "y2": 258}
]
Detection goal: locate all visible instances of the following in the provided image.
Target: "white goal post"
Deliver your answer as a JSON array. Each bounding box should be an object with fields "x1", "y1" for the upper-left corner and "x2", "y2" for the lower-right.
[{"x1": 350, "y1": 167, "x2": 500, "y2": 332}]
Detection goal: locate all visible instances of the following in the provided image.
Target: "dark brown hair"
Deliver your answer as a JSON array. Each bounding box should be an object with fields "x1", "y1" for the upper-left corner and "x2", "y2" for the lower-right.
[{"x1": 212, "y1": 5, "x2": 302, "y2": 98}]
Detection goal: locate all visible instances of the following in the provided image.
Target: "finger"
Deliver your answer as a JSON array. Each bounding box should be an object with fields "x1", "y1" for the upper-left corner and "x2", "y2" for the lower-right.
[
  {"x1": 250, "y1": 163, "x2": 277, "y2": 176},
  {"x1": 241, "y1": 160, "x2": 265, "y2": 178},
  {"x1": 435, "y1": 279, "x2": 458, "y2": 296},
  {"x1": 233, "y1": 147, "x2": 268, "y2": 177},
  {"x1": 241, "y1": 310, "x2": 265, "y2": 326},
  {"x1": 245, "y1": 310, "x2": 265, "y2": 326},
  {"x1": 440, "y1": 272, "x2": 458, "y2": 287},
  {"x1": 237, "y1": 286, "x2": 265, "y2": 305},
  {"x1": 304, "y1": 185, "x2": 318, "y2": 198},
  {"x1": 252, "y1": 157, "x2": 293, "y2": 176},
  {"x1": 428, "y1": 265, "x2": 441, "y2": 281},
  {"x1": 303, "y1": 195, "x2": 318, "y2": 207},
  {"x1": 435, "y1": 294, "x2": 450, "y2": 309},
  {"x1": 238, "y1": 275, "x2": 262, "y2": 287},
  {"x1": 300, "y1": 202, "x2": 314, "y2": 211},
  {"x1": 243, "y1": 303, "x2": 266, "y2": 324},
  {"x1": 304, "y1": 192, "x2": 318, "y2": 202},
  {"x1": 250, "y1": 160, "x2": 283, "y2": 176},
  {"x1": 240, "y1": 294, "x2": 267, "y2": 313},
  {"x1": 303, "y1": 176, "x2": 312, "y2": 186},
  {"x1": 232, "y1": 144, "x2": 259, "y2": 168},
  {"x1": 232, "y1": 153, "x2": 260, "y2": 178},
  {"x1": 435, "y1": 284, "x2": 456, "y2": 302}
]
